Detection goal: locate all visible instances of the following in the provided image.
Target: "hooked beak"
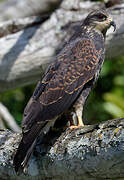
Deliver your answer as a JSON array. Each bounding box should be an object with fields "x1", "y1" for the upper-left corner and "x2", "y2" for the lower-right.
[{"x1": 110, "y1": 21, "x2": 116, "y2": 32}]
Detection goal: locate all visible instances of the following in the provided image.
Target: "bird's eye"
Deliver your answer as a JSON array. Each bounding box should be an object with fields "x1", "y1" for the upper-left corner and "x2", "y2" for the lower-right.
[{"x1": 97, "y1": 14, "x2": 107, "y2": 21}]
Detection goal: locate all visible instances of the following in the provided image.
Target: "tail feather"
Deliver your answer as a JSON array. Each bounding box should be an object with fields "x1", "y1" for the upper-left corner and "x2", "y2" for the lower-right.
[
  {"x1": 13, "y1": 138, "x2": 32, "y2": 172},
  {"x1": 21, "y1": 138, "x2": 37, "y2": 172},
  {"x1": 13, "y1": 123, "x2": 46, "y2": 172}
]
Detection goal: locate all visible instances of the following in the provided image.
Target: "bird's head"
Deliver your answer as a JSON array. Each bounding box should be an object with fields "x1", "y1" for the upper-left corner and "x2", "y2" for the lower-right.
[{"x1": 83, "y1": 9, "x2": 116, "y2": 34}]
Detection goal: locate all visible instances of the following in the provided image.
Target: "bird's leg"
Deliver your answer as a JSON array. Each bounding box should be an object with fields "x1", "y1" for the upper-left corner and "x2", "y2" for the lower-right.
[
  {"x1": 76, "y1": 105, "x2": 84, "y2": 126},
  {"x1": 69, "y1": 105, "x2": 84, "y2": 130}
]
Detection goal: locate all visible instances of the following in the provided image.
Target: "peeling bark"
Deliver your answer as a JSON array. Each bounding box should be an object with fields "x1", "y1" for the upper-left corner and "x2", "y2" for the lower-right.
[
  {"x1": 0, "y1": 118, "x2": 124, "y2": 180},
  {"x1": 0, "y1": 0, "x2": 123, "y2": 92}
]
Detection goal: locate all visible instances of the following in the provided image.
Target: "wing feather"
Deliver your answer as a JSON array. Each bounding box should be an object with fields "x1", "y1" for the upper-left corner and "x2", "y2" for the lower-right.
[
  {"x1": 22, "y1": 38, "x2": 103, "y2": 132},
  {"x1": 14, "y1": 36, "x2": 104, "y2": 172}
]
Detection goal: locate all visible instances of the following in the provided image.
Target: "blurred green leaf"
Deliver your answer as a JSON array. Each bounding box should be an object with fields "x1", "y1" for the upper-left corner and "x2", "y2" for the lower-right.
[
  {"x1": 0, "y1": 84, "x2": 36, "y2": 125},
  {"x1": 114, "y1": 75, "x2": 124, "y2": 86},
  {"x1": 103, "y1": 93, "x2": 124, "y2": 111},
  {"x1": 100, "y1": 60, "x2": 113, "y2": 77},
  {"x1": 103, "y1": 102, "x2": 124, "y2": 118}
]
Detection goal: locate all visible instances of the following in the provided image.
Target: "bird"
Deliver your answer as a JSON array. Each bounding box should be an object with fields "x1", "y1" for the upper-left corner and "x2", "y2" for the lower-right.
[{"x1": 13, "y1": 9, "x2": 116, "y2": 172}]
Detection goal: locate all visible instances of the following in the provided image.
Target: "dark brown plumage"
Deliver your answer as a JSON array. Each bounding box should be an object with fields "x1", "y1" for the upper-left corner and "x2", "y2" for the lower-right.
[{"x1": 13, "y1": 9, "x2": 116, "y2": 172}]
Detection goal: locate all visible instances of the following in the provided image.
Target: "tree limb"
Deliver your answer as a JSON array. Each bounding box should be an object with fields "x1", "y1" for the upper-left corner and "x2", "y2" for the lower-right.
[
  {"x1": 0, "y1": 102, "x2": 21, "y2": 132},
  {"x1": 0, "y1": 15, "x2": 49, "y2": 38},
  {"x1": 0, "y1": 0, "x2": 124, "y2": 92},
  {"x1": 0, "y1": 0, "x2": 60, "y2": 20},
  {"x1": 0, "y1": 118, "x2": 124, "y2": 179}
]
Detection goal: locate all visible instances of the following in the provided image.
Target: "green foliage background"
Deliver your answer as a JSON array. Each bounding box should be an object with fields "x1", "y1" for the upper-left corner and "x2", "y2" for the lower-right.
[
  {"x1": 0, "y1": 0, "x2": 124, "y2": 127},
  {"x1": 1, "y1": 56, "x2": 124, "y2": 126},
  {"x1": 85, "y1": 57, "x2": 124, "y2": 124}
]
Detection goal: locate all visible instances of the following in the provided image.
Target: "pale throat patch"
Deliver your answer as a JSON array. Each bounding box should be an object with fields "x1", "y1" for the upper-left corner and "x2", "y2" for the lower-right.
[{"x1": 95, "y1": 21, "x2": 110, "y2": 33}]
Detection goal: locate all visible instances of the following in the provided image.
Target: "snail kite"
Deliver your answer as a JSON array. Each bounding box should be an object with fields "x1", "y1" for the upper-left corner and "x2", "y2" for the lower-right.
[{"x1": 13, "y1": 9, "x2": 116, "y2": 172}]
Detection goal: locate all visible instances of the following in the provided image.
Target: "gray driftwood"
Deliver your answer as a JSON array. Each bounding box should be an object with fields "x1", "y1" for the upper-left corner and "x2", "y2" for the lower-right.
[
  {"x1": 0, "y1": 0, "x2": 59, "y2": 20},
  {"x1": 0, "y1": 118, "x2": 124, "y2": 180},
  {"x1": 0, "y1": 0, "x2": 124, "y2": 92},
  {"x1": 0, "y1": 102, "x2": 21, "y2": 132}
]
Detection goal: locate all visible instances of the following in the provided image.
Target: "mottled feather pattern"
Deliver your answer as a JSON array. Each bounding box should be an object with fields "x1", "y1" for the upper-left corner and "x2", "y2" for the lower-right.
[
  {"x1": 37, "y1": 39, "x2": 102, "y2": 104},
  {"x1": 13, "y1": 9, "x2": 114, "y2": 172},
  {"x1": 22, "y1": 35, "x2": 104, "y2": 132},
  {"x1": 14, "y1": 32, "x2": 104, "y2": 172}
]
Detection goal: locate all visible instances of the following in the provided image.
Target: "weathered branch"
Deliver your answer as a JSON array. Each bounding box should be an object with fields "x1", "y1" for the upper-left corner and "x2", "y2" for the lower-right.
[
  {"x1": 0, "y1": 102, "x2": 21, "y2": 132},
  {"x1": 0, "y1": 15, "x2": 49, "y2": 38},
  {"x1": 0, "y1": 0, "x2": 59, "y2": 20},
  {"x1": 0, "y1": 0, "x2": 123, "y2": 92},
  {"x1": 0, "y1": 118, "x2": 124, "y2": 179},
  {"x1": 0, "y1": 115, "x2": 5, "y2": 129}
]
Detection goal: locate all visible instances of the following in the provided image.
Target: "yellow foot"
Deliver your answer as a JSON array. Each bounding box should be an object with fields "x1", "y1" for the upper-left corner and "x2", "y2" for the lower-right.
[{"x1": 69, "y1": 124, "x2": 84, "y2": 130}]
